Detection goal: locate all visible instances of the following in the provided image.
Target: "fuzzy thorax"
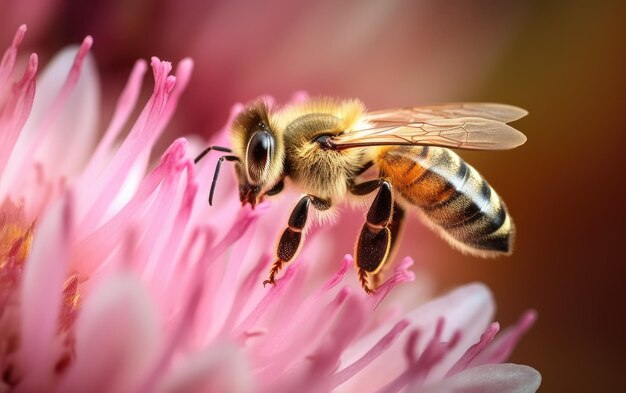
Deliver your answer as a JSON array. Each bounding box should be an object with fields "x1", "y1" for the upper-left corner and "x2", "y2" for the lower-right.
[{"x1": 280, "y1": 98, "x2": 369, "y2": 201}]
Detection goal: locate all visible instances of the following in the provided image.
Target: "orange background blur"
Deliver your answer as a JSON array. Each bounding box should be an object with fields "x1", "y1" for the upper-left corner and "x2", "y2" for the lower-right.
[{"x1": 5, "y1": 0, "x2": 625, "y2": 391}]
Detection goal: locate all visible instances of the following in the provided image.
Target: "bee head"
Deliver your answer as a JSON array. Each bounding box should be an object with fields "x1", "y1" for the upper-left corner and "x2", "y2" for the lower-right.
[{"x1": 231, "y1": 100, "x2": 285, "y2": 208}]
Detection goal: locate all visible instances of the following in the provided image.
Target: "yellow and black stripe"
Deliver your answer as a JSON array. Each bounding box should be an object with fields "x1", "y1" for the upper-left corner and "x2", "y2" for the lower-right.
[{"x1": 377, "y1": 146, "x2": 513, "y2": 256}]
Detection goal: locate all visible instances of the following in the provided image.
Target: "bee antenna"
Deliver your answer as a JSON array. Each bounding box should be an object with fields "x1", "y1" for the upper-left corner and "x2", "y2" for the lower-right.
[
  {"x1": 209, "y1": 155, "x2": 240, "y2": 205},
  {"x1": 194, "y1": 145, "x2": 232, "y2": 164}
]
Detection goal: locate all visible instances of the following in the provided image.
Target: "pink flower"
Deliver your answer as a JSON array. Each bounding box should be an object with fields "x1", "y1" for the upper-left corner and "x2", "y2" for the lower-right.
[{"x1": 0, "y1": 26, "x2": 540, "y2": 392}]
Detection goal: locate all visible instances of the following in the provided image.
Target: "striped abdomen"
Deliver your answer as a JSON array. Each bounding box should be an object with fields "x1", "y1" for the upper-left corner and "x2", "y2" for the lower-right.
[{"x1": 377, "y1": 146, "x2": 514, "y2": 256}]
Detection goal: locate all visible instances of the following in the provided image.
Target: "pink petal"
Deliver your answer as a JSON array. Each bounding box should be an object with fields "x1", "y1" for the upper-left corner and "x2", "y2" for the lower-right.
[
  {"x1": 420, "y1": 363, "x2": 541, "y2": 393},
  {"x1": 252, "y1": 255, "x2": 352, "y2": 360},
  {"x1": 414, "y1": 319, "x2": 462, "y2": 380},
  {"x1": 18, "y1": 194, "x2": 73, "y2": 389},
  {"x1": 149, "y1": 158, "x2": 198, "y2": 285},
  {"x1": 155, "y1": 58, "x2": 194, "y2": 132},
  {"x1": 76, "y1": 58, "x2": 176, "y2": 231},
  {"x1": 378, "y1": 318, "x2": 464, "y2": 393},
  {"x1": 254, "y1": 287, "x2": 354, "y2": 383},
  {"x1": 331, "y1": 319, "x2": 411, "y2": 388},
  {"x1": 472, "y1": 310, "x2": 537, "y2": 366},
  {"x1": 446, "y1": 322, "x2": 500, "y2": 377},
  {"x1": 0, "y1": 53, "x2": 38, "y2": 177},
  {"x1": 77, "y1": 59, "x2": 148, "y2": 193},
  {"x1": 232, "y1": 262, "x2": 299, "y2": 340},
  {"x1": 369, "y1": 256, "x2": 416, "y2": 309},
  {"x1": 30, "y1": 41, "x2": 100, "y2": 178},
  {"x1": 208, "y1": 210, "x2": 265, "y2": 332},
  {"x1": 0, "y1": 24, "x2": 27, "y2": 91},
  {"x1": 5, "y1": 37, "x2": 95, "y2": 189},
  {"x1": 71, "y1": 138, "x2": 188, "y2": 276},
  {"x1": 268, "y1": 293, "x2": 368, "y2": 392},
  {"x1": 217, "y1": 253, "x2": 271, "y2": 336},
  {"x1": 133, "y1": 146, "x2": 192, "y2": 277},
  {"x1": 423, "y1": 286, "x2": 498, "y2": 383},
  {"x1": 136, "y1": 237, "x2": 206, "y2": 393},
  {"x1": 156, "y1": 343, "x2": 252, "y2": 393},
  {"x1": 309, "y1": 294, "x2": 368, "y2": 374},
  {"x1": 56, "y1": 275, "x2": 161, "y2": 393},
  {"x1": 191, "y1": 204, "x2": 268, "y2": 342},
  {"x1": 101, "y1": 147, "x2": 150, "y2": 221},
  {"x1": 338, "y1": 283, "x2": 494, "y2": 392}
]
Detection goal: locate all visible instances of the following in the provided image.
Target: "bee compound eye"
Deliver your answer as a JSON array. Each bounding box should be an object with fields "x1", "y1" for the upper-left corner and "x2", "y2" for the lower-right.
[{"x1": 246, "y1": 131, "x2": 275, "y2": 182}]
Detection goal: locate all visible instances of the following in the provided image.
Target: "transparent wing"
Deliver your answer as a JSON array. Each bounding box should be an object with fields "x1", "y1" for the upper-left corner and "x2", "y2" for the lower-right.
[
  {"x1": 366, "y1": 103, "x2": 528, "y2": 124},
  {"x1": 328, "y1": 117, "x2": 527, "y2": 151}
]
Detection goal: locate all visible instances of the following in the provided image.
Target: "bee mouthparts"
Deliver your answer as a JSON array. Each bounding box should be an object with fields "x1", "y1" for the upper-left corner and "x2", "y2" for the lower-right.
[{"x1": 241, "y1": 189, "x2": 257, "y2": 209}]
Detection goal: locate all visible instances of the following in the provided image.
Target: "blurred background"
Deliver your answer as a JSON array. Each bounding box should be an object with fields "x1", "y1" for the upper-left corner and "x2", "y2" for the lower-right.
[{"x1": 2, "y1": 0, "x2": 624, "y2": 391}]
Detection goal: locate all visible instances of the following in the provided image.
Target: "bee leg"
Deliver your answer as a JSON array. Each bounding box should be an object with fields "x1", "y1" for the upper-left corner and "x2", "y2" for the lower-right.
[
  {"x1": 371, "y1": 269, "x2": 384, "y2": 289},
  {"x1": 263, "y1": 195, "x2": 331, "y2": 287},
  {"x1": 358, "y1": 267, "x2": 373, "y2": 295},
  {"x1": 354, "y1": 161, "x2": 374, "y2": 177},
  {"x1": 371, "y1": 204, "x2": 405, "y2": 288},
  {"x1": 352, "y1": 179, "x2": 394, "y2": 294},
  {"x1": 349, "y1": 178, "x2": 385, "y2": 196}
]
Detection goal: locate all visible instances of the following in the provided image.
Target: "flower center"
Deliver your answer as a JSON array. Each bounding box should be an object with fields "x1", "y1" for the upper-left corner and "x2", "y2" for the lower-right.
[
  {"x1": 0, "y1": 204, "x2": 82, "y2": 385},
  {"x1": 0, "y1": 209, "x2": 34, "y2": 309}
]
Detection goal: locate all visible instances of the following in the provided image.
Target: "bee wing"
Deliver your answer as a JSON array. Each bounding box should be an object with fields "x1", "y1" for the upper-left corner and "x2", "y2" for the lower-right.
[
  {"x1": 328, "y1": 117, "x2": 527, "y2": 151},
  {"x1": 366, "y1": 103, "x2": 528, "y2": 123},
  {"x1": 329, "y1": 103, "x2": 527, "y2": 151}
]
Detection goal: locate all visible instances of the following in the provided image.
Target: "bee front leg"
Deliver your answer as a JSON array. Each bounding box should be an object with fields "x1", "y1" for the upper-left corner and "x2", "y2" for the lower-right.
[
  {"x1": 263, "y1": 195, "x2": 331, "y2": 287},
  {"x1": 351, "y1": 179, "x2": 395, "y2": 294}
]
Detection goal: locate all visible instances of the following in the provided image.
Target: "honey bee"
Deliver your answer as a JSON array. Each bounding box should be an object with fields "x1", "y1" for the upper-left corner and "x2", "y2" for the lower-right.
[{"x1": 195, "y1": 98, "x2": 527, "y2": 294}]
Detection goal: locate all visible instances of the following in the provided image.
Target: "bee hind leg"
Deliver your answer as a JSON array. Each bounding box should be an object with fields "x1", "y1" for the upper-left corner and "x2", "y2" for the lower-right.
[
  {"x1": 351, "y1": 179, "x2": 395, "y2": 294},
  {"x1": 372, "y1": 204, "x2": 406, "y2": 288},
  {"x1": 263, "y1": 195, "x2": 331, "y2": 287}
]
